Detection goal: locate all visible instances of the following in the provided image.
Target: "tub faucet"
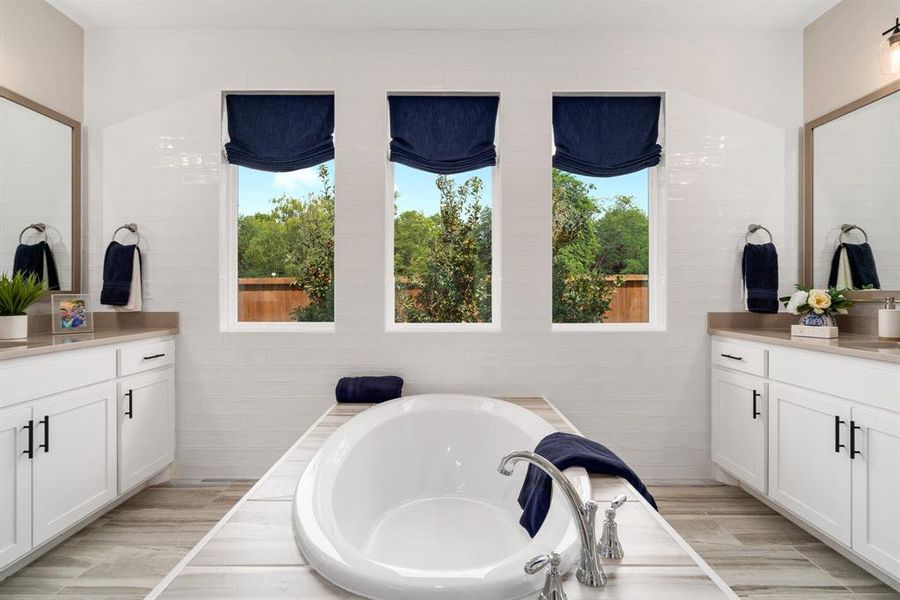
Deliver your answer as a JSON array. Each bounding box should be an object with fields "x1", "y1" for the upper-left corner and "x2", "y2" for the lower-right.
[{"x1": 498, "y1": 451, "x2": 606, "y2": 588}]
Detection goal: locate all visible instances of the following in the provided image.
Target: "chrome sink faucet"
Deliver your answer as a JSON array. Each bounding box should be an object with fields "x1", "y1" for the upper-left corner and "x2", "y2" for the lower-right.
[{"x1": 498, "y1": 451, "x2": 606, "y2": 588}]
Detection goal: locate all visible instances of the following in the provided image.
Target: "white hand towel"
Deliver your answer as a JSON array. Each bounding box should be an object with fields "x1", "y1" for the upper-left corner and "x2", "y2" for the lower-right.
[
  {"x1": 835, "y1": 246, "x2": 852, "y2": 290},
  {"x1": 114, "y1": 250, "x2": 142, "y2": 312}
]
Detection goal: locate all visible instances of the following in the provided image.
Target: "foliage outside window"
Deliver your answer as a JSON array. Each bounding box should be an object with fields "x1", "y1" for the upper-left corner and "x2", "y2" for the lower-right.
[
  {"x1": 552, "y1": 168, "x2": 650, "y2": 324},
  {"x1": 236, "y1": 162, "x2": 334, "y2": 322},
  {"x1": 393, "y1": 165, "x2": 492, "y2": 324}
]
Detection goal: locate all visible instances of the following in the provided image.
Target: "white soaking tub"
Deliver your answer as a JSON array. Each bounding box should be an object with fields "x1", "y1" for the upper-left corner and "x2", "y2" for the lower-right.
[{"x1": 292, "y1": 394, "x2": 590, "y2": 600}]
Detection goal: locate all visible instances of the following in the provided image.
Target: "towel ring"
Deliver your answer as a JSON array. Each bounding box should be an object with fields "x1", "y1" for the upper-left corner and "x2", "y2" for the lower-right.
[
  {"x1": 840, "y1": 224, "x2": 868, "y2": 244},
  {"x1": 112, "y1": 223, "x2": 141, "y2": 246},
  {"x1": 745, "y1": 224, "x2": 773, "y2": 244},
  {"x1": 18, "y1": 223, "x2": 47, "y2": 244}
]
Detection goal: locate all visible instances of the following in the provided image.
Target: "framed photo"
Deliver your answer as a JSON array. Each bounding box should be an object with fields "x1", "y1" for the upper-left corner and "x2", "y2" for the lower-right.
[{"x1": 51, "y1": 294, "x2": 94, "y2": 334}]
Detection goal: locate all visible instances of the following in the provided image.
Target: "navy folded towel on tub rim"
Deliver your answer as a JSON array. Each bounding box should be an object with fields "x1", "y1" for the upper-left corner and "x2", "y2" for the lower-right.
[{"x1": 335, "y1": 376, "x2": 404, "y2": 403}]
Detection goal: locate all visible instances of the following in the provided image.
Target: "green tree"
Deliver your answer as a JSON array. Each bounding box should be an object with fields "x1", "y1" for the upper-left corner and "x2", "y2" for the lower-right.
[
  {"x1": 236, "y1": 164, "x2": 334, "y2": 322},
  {"x1": 552, "y1": 169, "x2": 623, "y2": 323},
  {"x1": 394, "y1": 209, "x2": 439, "y2": 280},
  {"x1": 398, "y1": 175, "x2": 490, "y2": 323},
  {"x1": 594, "y1": 195, "x2": 649, "y2": 274}
]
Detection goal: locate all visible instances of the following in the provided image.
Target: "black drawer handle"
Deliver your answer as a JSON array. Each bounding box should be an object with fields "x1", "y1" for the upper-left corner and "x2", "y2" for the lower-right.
[
  {"x1": 834, "y1": 416, "x2": 846, "y2": 453},
  {"x1": 22, "y1": 420, "x2": 34, "y2": 459},
  {"x1": 752, "y1": 390, "x2": 762, "y2": 419},
  {"x1": 142, "y1": 353, "x2": 166, "y2": 361},
  {"x1": 850, "y1": 421, "x2": 862, "y2": 459},
  {"x1": 125, "y1": 389, "x2": 134, "y2": 419},
  {"x1": 38, "y1": 415, "x2": 49, "y2": 453},
  {"x1": 720, "y1": 353, "x2": 743, "y2": 361}
]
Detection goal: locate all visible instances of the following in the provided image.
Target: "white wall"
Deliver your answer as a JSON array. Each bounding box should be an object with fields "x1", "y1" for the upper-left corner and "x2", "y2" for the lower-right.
[
  {"x1": 804, "y1": 0, "x2": 900, "y2": 121},
  {"x1": 0, "y1": 0, "x2": 84, "y2": 121},
  {"x1": 84, "y1": 28, "x2": 802, "y2": 480}
]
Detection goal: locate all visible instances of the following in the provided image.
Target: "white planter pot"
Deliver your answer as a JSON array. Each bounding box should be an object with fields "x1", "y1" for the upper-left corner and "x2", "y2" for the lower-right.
[{"x1": 0, "y1": 315, "x2": 29, "y2": 340}]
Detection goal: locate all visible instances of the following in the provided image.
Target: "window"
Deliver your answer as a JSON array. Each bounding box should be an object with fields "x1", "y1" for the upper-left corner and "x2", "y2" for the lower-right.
[
  {"x1": 235, "y1": 161, "x2": 334, "y2": 324},
  {"x1": 222, "y1": 93, "x2": 335, "y2": 330},
  {"x1": 391, "y1": 164, "x2": 494, "y2": 324},
  {"x1": 386, "y1": 95, "x2": 499, "y2": 328},
  {"x1": 551, "y1": 94, "x2": 664, "y2": 328}
]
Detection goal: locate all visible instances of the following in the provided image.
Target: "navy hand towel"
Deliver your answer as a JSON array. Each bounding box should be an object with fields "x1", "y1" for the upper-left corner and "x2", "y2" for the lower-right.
[
  {"x1": 101, "y1": 241, "x2": 140, "y2": 306},
  {"x1": 335, "y1": 376, "x2": 403, "y2": 403},
  {"x1": 13, "y1": 241, "x2": 60, "y2": 290},
  {"x1": 843, "y1": 242, "x2": 880, "y2": 290},
  {"x1": 517, "y1": 432, "x2": 657, "y2": 537},
  {"x1": 741, "y1": 242, "x2": 779, "y2": 314}
]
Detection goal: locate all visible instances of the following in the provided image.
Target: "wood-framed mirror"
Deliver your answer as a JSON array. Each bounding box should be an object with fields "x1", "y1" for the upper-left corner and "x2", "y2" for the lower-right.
[
  {"x1": 0, "y1": 86, "x2": 81, "y2": 294},
  {"x1": 802, "y1": 79, "x2": 900, "y2": 302}
]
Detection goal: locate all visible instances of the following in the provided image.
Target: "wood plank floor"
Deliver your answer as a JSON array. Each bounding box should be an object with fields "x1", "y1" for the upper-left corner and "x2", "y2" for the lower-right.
[{"x1": 1, "y1": 480, "x2": 897, "y2": 599}]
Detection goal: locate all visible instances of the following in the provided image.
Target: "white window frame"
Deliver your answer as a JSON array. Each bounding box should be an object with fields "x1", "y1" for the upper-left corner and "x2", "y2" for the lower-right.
[
  {"x1": 219, "y1": 90, "x2": 336, "y2": 333},
  {"x1": 550, "y1": 91, "x2": 667, "y2": 333},
  {"x1": 384, "y1": 92, "x2": 501, "y2": 333}
]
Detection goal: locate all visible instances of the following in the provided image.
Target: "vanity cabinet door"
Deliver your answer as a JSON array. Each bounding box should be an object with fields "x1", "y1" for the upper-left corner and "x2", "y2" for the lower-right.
[
  {"x1": 850, "y1": 405, "x2": 900, "y2": 578},
  {"x1": 118, "y1": 368, "x2": 175, "y2": 493},
  {"x1": 31, "y1": 381, "x2": 117, "y2": 546},
  {"x1": 711, "y1": 368, "x2": 767, "y2": 493},
  {"x1": 0, "y1": 405, "x2": 33, "y2": 569},
  {"x1": 768, "y1": 382, "x2": 851, "y2": 545}
]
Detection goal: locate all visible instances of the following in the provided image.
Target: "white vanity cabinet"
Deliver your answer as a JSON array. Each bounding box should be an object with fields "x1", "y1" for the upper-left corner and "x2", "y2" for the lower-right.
[
  {"x1": 118, "y1": 368, "x2": 175, "y2": 493},
  {"x1": 710, "y1": 369, "x2": 767, "y2": 493},
  {"x1": 0, "y1": 336, "x2": 176, "y2": 575},
  {"x1": 710, "y1": 335, "x2": 900, "y2": 583}
]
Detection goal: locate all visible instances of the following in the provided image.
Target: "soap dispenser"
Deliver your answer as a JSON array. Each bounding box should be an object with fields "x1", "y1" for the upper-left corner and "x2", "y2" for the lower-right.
[{"x1": 878, "y1": 297, "x2": 900, "y2": 339}]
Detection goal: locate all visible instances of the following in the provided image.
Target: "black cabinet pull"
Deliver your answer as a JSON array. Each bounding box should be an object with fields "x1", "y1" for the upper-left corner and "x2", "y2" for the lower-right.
[
  {"x1": 22, "y1": 420, "x2": 34, "y2": 459},
  {"x1": 720, "y1": 353, "x2": 743, "y2": 361},
  {"x1": 751, "y1": 390, "x2": 762, "y2": 419},
  {"x1": 124, "y1": 389, "x2": 134, "y2": 419},
  {"x1": 834, "y1": 416, "x2": 846, "y2": 453},
  {"x1": 850, "y1": 421, "x2": 862, "y2": 459},
  {"x1": 37, "y1": 415, "x2": 49, "y2": 453},
  {"x1": 142, "y1": 353, "x2": 166, "y2": 361}
]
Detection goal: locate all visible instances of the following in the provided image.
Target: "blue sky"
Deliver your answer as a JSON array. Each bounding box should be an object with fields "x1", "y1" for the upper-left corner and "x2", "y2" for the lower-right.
[{"x1": 239, "y1": 160, "x2": 648, "y2": 217}]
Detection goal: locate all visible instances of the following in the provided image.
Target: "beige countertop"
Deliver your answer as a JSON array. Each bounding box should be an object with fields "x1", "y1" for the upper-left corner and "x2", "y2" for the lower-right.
[
  {"x1": 709, "y1": 328, "x2": 900, "y2": 364},
  {"x1": 0, "y1": 312, "x2": 179, "y2": 361}
]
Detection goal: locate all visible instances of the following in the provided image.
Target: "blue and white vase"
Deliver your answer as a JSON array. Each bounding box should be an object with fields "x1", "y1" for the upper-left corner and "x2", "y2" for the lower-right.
[{"x1": 799, "y1": 312, "x2": 836, "y2": 327}]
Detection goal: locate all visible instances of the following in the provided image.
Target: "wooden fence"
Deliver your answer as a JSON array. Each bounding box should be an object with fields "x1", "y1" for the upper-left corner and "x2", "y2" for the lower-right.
[{"x1": 238, "y1": 274, "x2": 649, "y2": 323}]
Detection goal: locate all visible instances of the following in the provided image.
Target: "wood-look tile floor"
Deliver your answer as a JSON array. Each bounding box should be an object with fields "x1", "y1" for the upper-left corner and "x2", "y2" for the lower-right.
[
  {"x1": 652, "y1": 483, "x2": 900, "y2": 599},
  {"x1": 0, "y1": 480, "x2": 254, "y2": 600},
  {"x1": 1, "y1": 480, "x2": 897, "y2": 599}
]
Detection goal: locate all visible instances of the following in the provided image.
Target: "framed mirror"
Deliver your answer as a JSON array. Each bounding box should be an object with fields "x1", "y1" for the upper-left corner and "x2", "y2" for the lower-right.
[
  {"x1": 802, "y1": 79, "x2": 900, "y2": 301},
  {"x1": 0, "y1": 86, "x2": 81, "y2": 293}
]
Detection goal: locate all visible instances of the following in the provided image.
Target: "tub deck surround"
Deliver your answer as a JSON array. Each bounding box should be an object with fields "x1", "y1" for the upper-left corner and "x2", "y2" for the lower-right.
[
  {"x1": 148, "y1": 398, "x2": 737, "y2": 600},
  {"x1": 1, "y1": 312, "x2": 179, "y2": 360},
  {"x1": 707, "y1": 312, "x2": 900, "y2": 364}
]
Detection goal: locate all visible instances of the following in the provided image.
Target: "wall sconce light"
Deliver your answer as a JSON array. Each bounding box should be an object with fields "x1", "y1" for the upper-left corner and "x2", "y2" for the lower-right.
[{"x1": 881, "y1": 17, "x2": 900, "y2": 75}]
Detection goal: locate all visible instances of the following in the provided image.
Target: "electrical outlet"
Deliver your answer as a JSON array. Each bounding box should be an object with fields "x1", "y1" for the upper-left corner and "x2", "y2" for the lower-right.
[{"x1": 142, "y1": 280, "x2": 154, "y2": 299}]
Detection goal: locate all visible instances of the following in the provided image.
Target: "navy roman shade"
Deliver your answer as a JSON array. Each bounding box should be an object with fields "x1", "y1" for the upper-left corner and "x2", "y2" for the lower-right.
[
  {"x1": 552, "y1": 96, "x2": 662, "y2": 177},
  {"x1": 388, "y1": 95, "x2": 499, "y2": 175},
  {"x1": 225, "y1": 94, "x2": 334, "y2": 172}
]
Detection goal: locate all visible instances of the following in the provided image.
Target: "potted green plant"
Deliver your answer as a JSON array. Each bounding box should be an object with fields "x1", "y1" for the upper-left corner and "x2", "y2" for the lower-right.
[
  {"x1": 780, "y1": 285, "x2": 854, "y2": 339},
  {"x1": 0, "y1": 272, "x2": 45, "y2": 340}
]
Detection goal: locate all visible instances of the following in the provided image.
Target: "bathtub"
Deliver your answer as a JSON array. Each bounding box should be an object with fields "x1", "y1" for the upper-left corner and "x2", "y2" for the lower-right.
[{"x1": 292, "y1": 394, "x2": 590, "y2": 600}]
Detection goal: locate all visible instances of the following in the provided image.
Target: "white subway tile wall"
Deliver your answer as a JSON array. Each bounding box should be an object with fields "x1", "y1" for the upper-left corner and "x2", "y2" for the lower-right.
[{"x1": 83, "y1": 29, "x2": 802, "y2": 480}]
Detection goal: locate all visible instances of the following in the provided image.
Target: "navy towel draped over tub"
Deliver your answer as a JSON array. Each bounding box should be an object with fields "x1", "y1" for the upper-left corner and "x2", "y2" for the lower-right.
[
  {"x1": 388, "y1": 95, "x2": 499, "y2": 175},
  {"x1": 224, "y1": 94, "x2": 335, "y2": 173},
  {"x1": 552, "y1": 96, "x2": 662, "y2": 177}
]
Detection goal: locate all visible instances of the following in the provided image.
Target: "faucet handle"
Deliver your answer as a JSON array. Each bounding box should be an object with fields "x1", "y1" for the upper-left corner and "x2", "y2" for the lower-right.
[
  {"x1": 524, "y1": 552, "x2": 567, "y2": 600},
  {"x1": 599, "y1": 494, "x2": 626, "y2": 560}
]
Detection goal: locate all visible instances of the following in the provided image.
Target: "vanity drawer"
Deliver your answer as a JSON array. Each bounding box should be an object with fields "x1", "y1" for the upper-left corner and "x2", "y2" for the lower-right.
[
  {"x1": 0, "y1": 348, "x2": 117, "y2": 408},
  {"x1": 118, "y1": 340, "x2": 175, "y2": 377},
  {"x1": 711, "y1": 338, "x2": 767, "y2": 377},
  {"x1": 769, "y1": 347, "x2": 900, "y2": 413}
]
